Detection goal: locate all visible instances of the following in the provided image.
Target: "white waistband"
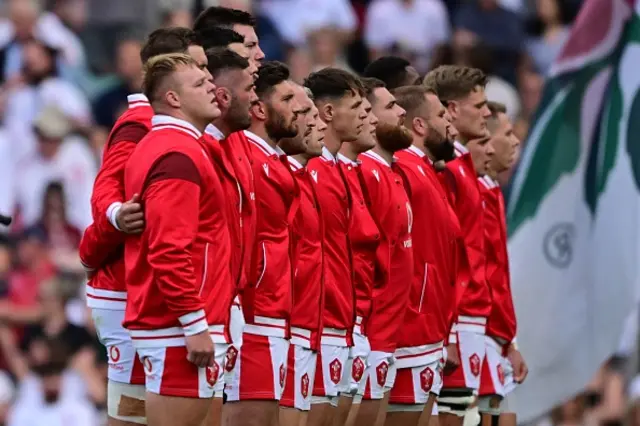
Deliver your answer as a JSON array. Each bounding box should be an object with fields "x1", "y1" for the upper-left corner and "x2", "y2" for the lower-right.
[
  {"x1": 394, "y1": 341, "x2": 443, "y2": 369},
  {"x1": 291, "y1": 327, "x2": 313, "y2": 348},
  {"x1": 320, "y1": 327, "x2": 349, "y2": 347},
  {"x1": 86, "y1": 284, "x2": 127, "y2": 310},
  {"x1": 129, "y1": 324, "x2": 227, "y2": 348},
  {"x1": 244, "y1": 316, "x2": 288, "y2": 339}
]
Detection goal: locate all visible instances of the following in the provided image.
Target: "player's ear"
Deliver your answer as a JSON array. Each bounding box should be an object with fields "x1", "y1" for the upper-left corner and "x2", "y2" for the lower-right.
[
  {"x1": 215, "y1": 87, "x2": 232, "y2": 109},
  {"x1": 320, "y1": 102, "x2": 333, "y2": 123},
  {"x1": 412, "y1": 116, "x2": 426, "y2": 137},
  {"x1": 446, "y1": 100, "x2": 459, "y2": 120},
  {"x1": 252, "y1": 100, "x2": 267, "y2": 121},
  {"x1": 165, "y1": 90, "x2": 180, "y2": 109}
]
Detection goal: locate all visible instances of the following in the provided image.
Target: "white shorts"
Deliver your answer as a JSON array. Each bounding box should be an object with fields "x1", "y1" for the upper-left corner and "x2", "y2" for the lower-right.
[
  {"x1": 312, "y1": 344, "x2": 350, "y2": 398},
  {"x1": 388, "y1": 360, "x2": 443, "y2": 406},
  {"x1": 280, "y1": 345, "x2": 318, "y2": 411},
  {"x1": 136, "y1": 342, "x2": 228, "y2": 398},
  {"x1": 479, "y1": 337, "x2": 515, "y2": 398},
  {"x1": 223, "y1": 301, "x2": 245, "y2": 402},
  {"x1": 339, "y1": 331, "x2": 370, "y2": 395},
  {"x1": 358, "y1": 351, "x2": 396, "y2": 400},
  {"x1": 92, "y1": 308, "x2": 145, "y2": 385},
  {"x1": 236, "y1": 332, "x2": 289, "y2": 401},
  {"x1": 443, "y1": 330, "x2": 486, "y2": 390}
]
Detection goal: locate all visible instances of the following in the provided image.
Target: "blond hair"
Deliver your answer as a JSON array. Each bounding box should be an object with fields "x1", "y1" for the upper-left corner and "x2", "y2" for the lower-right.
[
  {"x1": 422, "y1": 65, "x2": 487, "y2": 103},
  {"x1": 487, "y1": 101, "x2": 507, "y2": 132},
  {"x1": 142, "y1": 53, "x2": 198, "y2": 102}
]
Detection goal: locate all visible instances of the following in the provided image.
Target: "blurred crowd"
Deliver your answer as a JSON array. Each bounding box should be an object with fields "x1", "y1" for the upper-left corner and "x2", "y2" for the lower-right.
[{"x1": 0, "y1": 0, "x2": 630, "y2": 424}]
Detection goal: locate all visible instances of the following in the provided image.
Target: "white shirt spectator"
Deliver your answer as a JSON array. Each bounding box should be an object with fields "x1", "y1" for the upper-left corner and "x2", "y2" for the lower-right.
[
  {"x1": 4, "y1": 79, "x2": 92, "y2": 163},
  {"x1": 261, "y1": 0, "x2": 357, "y2": 46},
  {"x1": 365, "y1": 0, "x2": 450, "y2": 69},
  {"x1": 15, "y1": 135, "x2": 97, "y2": 232},
  {"x1": 0, "y1": 130, "x2": 15, "y2": 222}
]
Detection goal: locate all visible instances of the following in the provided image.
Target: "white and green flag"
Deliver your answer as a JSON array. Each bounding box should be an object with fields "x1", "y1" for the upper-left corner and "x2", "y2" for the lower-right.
[{"x1": 507, "y1": 0, "x2": 640, "y2": 421}]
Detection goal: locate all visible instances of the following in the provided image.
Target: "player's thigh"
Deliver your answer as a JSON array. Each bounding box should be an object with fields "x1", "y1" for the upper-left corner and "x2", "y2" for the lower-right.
[
  {"x1": 145, "y1": 392, "x2": 212, "y2": 426},
  {"x1": 107, "y1": 380, "x2": 147, "y2": 425},
  {"x1": 225, "y1": 400, "x2": 280, "y2": 426}
]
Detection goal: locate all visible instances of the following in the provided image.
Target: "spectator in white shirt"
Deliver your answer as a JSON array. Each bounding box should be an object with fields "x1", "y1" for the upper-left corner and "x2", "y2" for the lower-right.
[
  {"x1": 4, "y1": 38, "x2": 92, "y2": 163},
  {"x1": 365, "y1": 0, "x2": 450, "y2": 73},
  {"x1": 15, "y1": 106, "x2": 96, "y2": 232}
]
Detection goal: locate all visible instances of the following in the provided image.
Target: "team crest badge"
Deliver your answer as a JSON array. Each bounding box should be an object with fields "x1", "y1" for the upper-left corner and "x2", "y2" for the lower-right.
[
  {"x1": 263, "y1": 163, "x2": 270, "y2": 176},
  {"x1": 372, "y1": 169, "x2": 380, "y2": 182},
  {"x1": 420, "y1": 367, "x2": 434, "y2": 392},
  {"x1": 279, "y1": 364, "x2": 286, "y2": 388},
  {"x1": 329, "y1": 358, "x2": 343, "y2": 384},
  {"x1": 376, "y1": 362, "x2": 389, "y2": 387},
  {"x1": 469, "y1": 353, "x2": 481, "y2": 377},
  {"x1": 417, "y1": 165, "x2": 426, "y2": 176},
  {"x1": 459, "y1": 165, "x2": 465, "y2": 176},
  {"x1": 206, "y1": 363, "x2": 219, "y2": 387},
  {"x1": 301, "y1": 373, "x2": 310, "y2": 398},
  {"x1": 311, "y1": 170, "x2": 318, "y2": 183},
  {"x1": 225, "y1": 346, "x2": 239, "y2": 372},
  {"x1": 497, "y1": 364, "x2": 505, "y2": 385},
  {"x1": 351, "y1": 357, "x2": 365, "y2": 382}
]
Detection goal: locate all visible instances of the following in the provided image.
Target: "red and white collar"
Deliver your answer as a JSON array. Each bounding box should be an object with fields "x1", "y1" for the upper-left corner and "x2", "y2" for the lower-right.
[
  {"x1": 405, "y1": 145, "x2": 434, "y2": 164},
  {"x1": 337, "y1": 153, "x2": 358, "y2": 166},
  {"x1": 361, "y1": 150, "x2": 393, "y2": 168},
  {"x1": 244, "y1": 130, "x2": 285, "y2": 157},
  {"x1": 205, "y1": 123, "x2": 225, "y2": 140},
  {"x1": 479, "y1": 175, "x2": 498, "y2": 189},
  {"x1": 288, "y1": 156, "x2": 304, "y2": 171},
  {"x1": 151, "y1": 115, "x2": 202, "y2": 140},
  {"x1": 454, "y1": 140, "x2": 468, "y2": 158},
  {"x1": 127, "y1": 93, "x2": 150, "y2": 109},
  {"x1": 321, "y1": 146, "x2": 337, "y2": 163}
]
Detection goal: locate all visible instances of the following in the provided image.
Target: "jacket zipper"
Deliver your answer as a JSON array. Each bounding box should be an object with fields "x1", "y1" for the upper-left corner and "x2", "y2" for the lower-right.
[
  {"x1": 255, "y1": 242, "x2": 267, "y2": 288},
  {"x1": 199, "y1": 243, "x2": 210, "y2": 296},
  {"x1": 418, "y1": 263, "x2": 428, "y2": 312}
]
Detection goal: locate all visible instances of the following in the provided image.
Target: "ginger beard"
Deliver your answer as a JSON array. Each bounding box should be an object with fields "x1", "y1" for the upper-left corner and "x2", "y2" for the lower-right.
[
  {"x1": 425, "y1": 122, "x2": 455, "y2": 162},
  {"x1": 375, "y1": 120, "x2": 413, "y2": 153}
]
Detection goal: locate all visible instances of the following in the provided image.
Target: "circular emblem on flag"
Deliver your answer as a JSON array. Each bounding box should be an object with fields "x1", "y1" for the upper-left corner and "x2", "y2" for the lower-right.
[
  {"x1": 543, "y1": 222, "x2": 575, "y2": 268},
  {"x1": 109, "y1": 346, "x2": 121, "y2": 363},
  {"x1": 329, "y1": 358, "x2": 343, "y2": 384},
  {"x1": 420, "y1": 367, "x2": 434, "y2": 392},
  {"x1": 352, "y1": 357, "x2": 365, "y2": 382},
  {"x1": 376, "y1": 362, "x2": 389, "y2": 387},
  {"x1": 469, "y1": 354, "x2": 481, "y2": 377},
  {"x1": 206, "y1": 363, "x2": 219, "y2": 387},
  {"x1": 301, "y1": 373, "x2": 310, "y2": 398},
  {"x1": 225, "y1": 346, "x2": 238, "y2": 372}
]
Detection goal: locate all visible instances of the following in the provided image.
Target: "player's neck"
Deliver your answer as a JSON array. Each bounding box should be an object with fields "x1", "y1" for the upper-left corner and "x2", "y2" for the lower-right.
[
  {"x1": 338, "y1": 142, "x2": 359, "y2": 162},
  {"x1": 248, "y1": 124, "x2": 277, "y2": 149},
  {"x1": 372, "y1": 145, "x2": 394, "y2": 165},
  {"x1": 291, "y1": 153, "x2": 308, "y2": 166},
  {"x1": 324, "y1": 127, "x2": 343, "y2": 157},
  {"x1": 211, "y1": 118, "x2": 232, "y2": 139},
  {"x1": 411, "y1": 139, "x2": 432, "y2": 160}
]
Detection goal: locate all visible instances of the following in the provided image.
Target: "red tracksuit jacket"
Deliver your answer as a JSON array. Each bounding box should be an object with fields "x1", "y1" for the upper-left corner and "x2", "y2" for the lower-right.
[
  {"x1": 358, "y1": 151, "x2": 413, "y2": 353},
  {"x1": 307, "y1": 147, "x2": 354, "y2": 346},
  {"x1": 222, "y1": 130, "x2": 256, "y2": 297},
  {"x1": 338, "y1": 154, "x2": 379, "y2": 336},
  {"x1": 439, "y1": 142, "x2": 492, "y2": 334},
  {"x1": 478, "y1": 176, "x2": 516, "y2": 347},
  {"x1": 80, "y1": 94, "x2": 152, "y2": 310},
  {"x1": 289, "y1": 157, "x2": 324, "y2": 350},
  {"x1": 393, "y1": 146, "x2": 461, "y2": 366},
  {"x1": 203, "y1": 125, "x2": 252, "y2": 296},
  {"x1": 243, "y1": 130, "x2": 299, "y2": 338},
  {"x1": 123, "y1": 115, "x2": 234, "y2": 346}
]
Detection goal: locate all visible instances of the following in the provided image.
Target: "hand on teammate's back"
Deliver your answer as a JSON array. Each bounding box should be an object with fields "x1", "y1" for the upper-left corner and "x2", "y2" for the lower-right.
[
  {"x1": 185, "y1": 330, "x2": 215, "y2": 368},
  {"x1": 116, "y1": 194, "x2": 145, "y2": 234}
]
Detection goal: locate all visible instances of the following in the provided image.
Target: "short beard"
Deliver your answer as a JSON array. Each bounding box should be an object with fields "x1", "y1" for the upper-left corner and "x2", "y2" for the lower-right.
[
  {"x1": 375, "y1": 122, "x2": 413, "y2": 153},
  {"x1": 425, "y1": 130, "x2": 455, "y2": 162},
  {"x1": 265, "y1": 104, "x2": 297, "y2": 141},
  {"x1": 226, "y1": 95, "x2": 252, "y2": 132}
]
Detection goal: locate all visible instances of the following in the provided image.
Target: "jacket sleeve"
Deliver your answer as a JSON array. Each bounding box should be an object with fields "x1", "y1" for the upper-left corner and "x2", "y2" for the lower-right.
[
  {"x1": 79, "y1": 123, "x2": 147, "y2": 270},
  {"x1": 144, "y1": 152, "x2": 208, "y2": 336}
]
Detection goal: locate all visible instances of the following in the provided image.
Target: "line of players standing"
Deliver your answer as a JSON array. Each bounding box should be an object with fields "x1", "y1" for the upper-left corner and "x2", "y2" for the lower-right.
[{"x1": 79, "y1": 6, "x2": 528, "y2": 426}]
